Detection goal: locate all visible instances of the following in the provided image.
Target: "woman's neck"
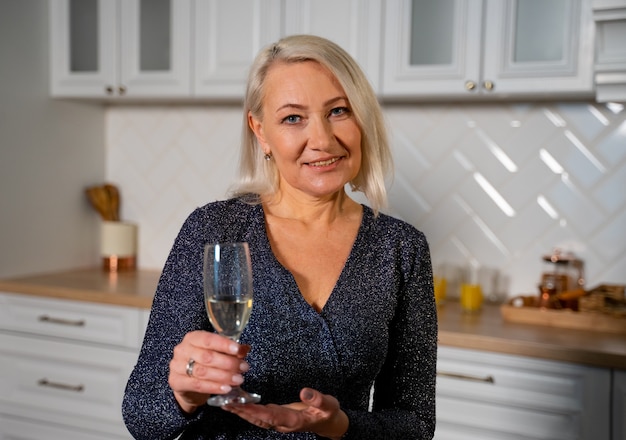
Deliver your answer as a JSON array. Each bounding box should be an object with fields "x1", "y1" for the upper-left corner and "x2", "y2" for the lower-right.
[{"x1": 261, "y1": 189, "x2": 361, "y2": 225}]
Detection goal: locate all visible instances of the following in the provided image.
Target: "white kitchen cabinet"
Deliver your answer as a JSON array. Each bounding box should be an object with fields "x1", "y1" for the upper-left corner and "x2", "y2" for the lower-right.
[
  {"x1": 382, "y1": 0, "x2": 595, "y2": 99},
  {"x1": 615, "y1": 370, "x2": 626, "y2": 440},
  {"x1": 593, "y1": 0, "x2": 626, "y2": 102},
  {"x1": 0, "y1": 292, "x2": 147, "y2": 439},
  {"x1": 49, "y1": 0, "x2": 191, "y2": 98},
  {"x1": 282, "y1": 0, "x2": 383, "y2": 93},
  {"x1": 435, "y1": 346, "x2": 611, "y2": 440},
  {"x1": 193, "y1": 0, "x2": 282, "y2": 98},
  {"x1": 193, "y1": 0, "x2": 383, "y2": 98}
]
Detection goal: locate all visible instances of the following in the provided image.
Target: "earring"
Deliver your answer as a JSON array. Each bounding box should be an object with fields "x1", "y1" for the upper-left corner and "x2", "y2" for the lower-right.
[{"x1": 264, "y1": 152, "x2": 272, "y2": 161}]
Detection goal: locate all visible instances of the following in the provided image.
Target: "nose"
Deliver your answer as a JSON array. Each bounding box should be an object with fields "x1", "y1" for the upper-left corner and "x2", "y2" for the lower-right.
[{"x1": 307, "y1": 116, "x2": 334, "y2": 150}]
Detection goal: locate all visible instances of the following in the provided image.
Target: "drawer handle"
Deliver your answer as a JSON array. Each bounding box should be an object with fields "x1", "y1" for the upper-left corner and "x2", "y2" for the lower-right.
[
  {"x1": 37, "y1": 378, "x2": 85, "y2": 393},
  {"x1": 38, "y1": 315, "x2": 86, "y2": 327},
  {"x1": 437, "y1": 371, "x2": 495, "y2": 384}
]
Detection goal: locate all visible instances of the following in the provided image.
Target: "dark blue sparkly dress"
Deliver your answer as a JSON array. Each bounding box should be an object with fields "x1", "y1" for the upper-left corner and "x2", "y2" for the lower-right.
[{"x1": 122, "y1": 198, "x2": 437, "y2": 439}]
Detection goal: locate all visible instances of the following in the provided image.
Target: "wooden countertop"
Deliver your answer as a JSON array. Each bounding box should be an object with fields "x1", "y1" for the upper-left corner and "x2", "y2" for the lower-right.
[
  {"x1": 1, "y1": 269, "x2": 625, "y2": 369},
  {"x1": 0, "y1": 268, "x2": 160, "y2": 309},
  {"x1": 438, "y1": 302, "x2": 626, "y2": 369}
]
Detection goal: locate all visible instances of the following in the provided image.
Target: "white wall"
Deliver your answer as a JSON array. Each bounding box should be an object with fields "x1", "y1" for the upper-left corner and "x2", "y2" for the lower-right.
[
  {"x1": 0, "y1": 0, "x2": 105, "y2": 278},
  {"x1": 105, "y1": 102, "x2": 626, "y2": 298}
]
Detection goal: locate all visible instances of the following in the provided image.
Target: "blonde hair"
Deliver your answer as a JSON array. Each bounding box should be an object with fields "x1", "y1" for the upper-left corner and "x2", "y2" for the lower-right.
[{"x1": 231, "y1": 34, "x2": 392, "y2": 214}]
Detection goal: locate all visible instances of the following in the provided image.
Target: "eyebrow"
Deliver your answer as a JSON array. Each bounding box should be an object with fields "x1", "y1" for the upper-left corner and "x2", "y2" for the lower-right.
[{"x1": 275, "y1": 96, "x2": 347, "y2": 113}]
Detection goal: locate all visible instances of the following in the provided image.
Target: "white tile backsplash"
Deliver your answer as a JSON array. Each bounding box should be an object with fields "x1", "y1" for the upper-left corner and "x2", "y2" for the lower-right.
[{"x1": 105, "y1": 102, "x2": 626, "y2": 298}]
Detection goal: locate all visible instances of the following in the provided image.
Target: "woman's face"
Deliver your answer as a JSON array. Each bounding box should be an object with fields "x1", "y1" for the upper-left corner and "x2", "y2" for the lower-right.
[{"x1": 249, "y1": 61, "x2": 362, "y2": 200}]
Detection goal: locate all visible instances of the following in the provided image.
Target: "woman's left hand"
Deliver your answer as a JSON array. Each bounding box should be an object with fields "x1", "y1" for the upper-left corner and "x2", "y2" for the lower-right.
[{"x1": 223, "y1": 387, "x2": 349, "y2": 440}]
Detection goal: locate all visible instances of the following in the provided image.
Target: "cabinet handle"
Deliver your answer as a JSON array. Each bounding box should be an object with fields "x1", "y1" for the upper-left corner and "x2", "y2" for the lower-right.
[
  {"x1": 38, "y1": 315, "x2": 85, "y2": 327},
  {"x1": 105, "y1": 85, "x2": 114, "y2": 95},
  {"x1": 482, "y1": 80, "x2": 495, "y2": 91},
  {"x1": 437, "y1": 371, "x2": 495, "y2": 384},
  {"x1": 37, "y1": 378, "x2": 85, "y2": 393},
  {"x1": 118, "y1": 86, "x2": 127, "y2": 95},
  {"x1": 464, "y1": 80, "x2": 477, "y2": 91}
]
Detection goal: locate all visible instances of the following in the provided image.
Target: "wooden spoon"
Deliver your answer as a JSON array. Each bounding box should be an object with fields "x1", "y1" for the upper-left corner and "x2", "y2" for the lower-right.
[
  {"x1": 86, "y1": 186, "x2": 111, "y2": 220},
  {"x1": 104, "y1": 183, "x2": 120, "y2": 221}
]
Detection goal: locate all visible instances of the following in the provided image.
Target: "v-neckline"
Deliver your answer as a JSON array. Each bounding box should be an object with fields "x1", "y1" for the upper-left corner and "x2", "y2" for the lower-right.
[{"x1": 258, "y1": 204, "x2": 370, "y2": 314}]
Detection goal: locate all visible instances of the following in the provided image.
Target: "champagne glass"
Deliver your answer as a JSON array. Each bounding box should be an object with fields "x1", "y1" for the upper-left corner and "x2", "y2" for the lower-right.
[{"x1": 203, "y1": 242, "x2": 261, "y2": 406}]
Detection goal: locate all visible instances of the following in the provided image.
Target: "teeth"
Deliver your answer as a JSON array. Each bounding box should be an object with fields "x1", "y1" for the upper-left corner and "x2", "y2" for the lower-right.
[{"x1": 309, "y1": 157, "x2": 340, "y2": 167}]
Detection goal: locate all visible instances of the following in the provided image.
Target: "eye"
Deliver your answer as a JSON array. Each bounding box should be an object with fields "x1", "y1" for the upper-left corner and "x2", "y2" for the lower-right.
[
  {"x1": 281, "y1": 114, "x2": 301, "y2": 124},
  {"x1": 329, "y1": 106, "x2": 351, "y2": 118}
]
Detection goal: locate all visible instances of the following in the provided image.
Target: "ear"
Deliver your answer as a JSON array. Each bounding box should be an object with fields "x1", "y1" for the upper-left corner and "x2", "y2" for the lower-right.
[{"x1": 248, "y1": 112, "x2": 270, "y2": 154}]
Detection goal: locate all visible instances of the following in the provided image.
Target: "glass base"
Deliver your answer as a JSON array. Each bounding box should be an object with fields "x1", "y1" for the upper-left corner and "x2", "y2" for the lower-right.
[{"x1": 207, "y1": 388, "x2": 261, "y2": 407}]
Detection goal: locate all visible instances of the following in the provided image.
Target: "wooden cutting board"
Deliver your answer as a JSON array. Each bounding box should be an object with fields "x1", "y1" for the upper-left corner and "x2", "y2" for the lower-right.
[{"x1": 500, "y1": 304, "x2": 626, "y2": 335}]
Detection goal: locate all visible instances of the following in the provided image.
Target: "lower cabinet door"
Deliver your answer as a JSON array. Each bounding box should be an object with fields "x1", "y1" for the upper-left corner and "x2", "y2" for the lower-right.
[
  {"x1": 435, "y1": 346, "x2": 611, "y2": 440},
  {"x1": 0, "y1": 414, "x2": 129, "y2": 440},
  {"x1": 0, "y1": 333, "x2": 136, "y2": 438},
  {"x1": 435, "y1": 397, "x2": 581, "y2": 440}
]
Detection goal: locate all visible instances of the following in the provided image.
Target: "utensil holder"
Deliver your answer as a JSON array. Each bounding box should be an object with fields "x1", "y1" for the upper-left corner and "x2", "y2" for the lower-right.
[{"x1": 100, "y1": 221, "x2": 138, "y2": 272}]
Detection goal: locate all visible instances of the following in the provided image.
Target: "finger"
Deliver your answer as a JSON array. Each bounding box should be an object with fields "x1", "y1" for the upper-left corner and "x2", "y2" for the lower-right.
[
  {"x1": 169, "y1": 355, "x2": 239, "y2": 391},
  {"x1": 299, "y1": 389, "x2": 348, "y2": 438},
  {"x1": 300, "y1": 388, "x2": 337, "y2": 413},
  {"x1": 197, "y1": 332, "x2": 250, "y2": 359},
  {"x1": 184, "y1": 330, "x2": 245, "y2": 356},
  {"x1": 173, "y1": 333, "x2": 250, "y2": 377},
  {"x1": 171, "y1": 348, "x2": 247, "y2": 390},
  {"x1": 179, "y1": 346, "x2": 249, "y2": 376},
  {"x1": 169, "y1": 338, "x2": 249, "y2": 401}
]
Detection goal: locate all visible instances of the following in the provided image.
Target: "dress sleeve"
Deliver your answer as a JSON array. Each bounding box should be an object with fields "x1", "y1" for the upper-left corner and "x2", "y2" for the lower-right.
[
  {"x1": 122, "y1": 208, "x2": 211, "y2": 440},
  {"x1": 343, "y1": 231, "x2": 438, "y2": 439}
]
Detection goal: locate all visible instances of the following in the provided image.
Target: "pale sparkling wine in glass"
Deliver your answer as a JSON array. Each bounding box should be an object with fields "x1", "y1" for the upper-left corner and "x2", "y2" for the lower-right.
[
  {"x1": 206, "y1": 297, "x2": 253, "y2": 341},
  {"x1": 203, "y1": 242, "x2": 261, "y2": 406}
]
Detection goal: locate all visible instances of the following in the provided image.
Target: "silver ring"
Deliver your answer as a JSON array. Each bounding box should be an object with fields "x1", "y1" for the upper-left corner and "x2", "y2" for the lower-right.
[{"x1": 185, "y1": 358, "x2": 195, "y2": 377}]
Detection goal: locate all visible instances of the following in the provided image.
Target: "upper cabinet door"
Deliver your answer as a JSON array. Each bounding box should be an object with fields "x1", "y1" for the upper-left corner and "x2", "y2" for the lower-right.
[
  {"x1": 482, "y1": 0, "x2": 594, "y2": 97},
  {"x1": 593, "y1": 0, "x2": 626, "y2": 102},
  {"x1": 282, "y1": 0, "x2": 383, "y2": 93},
  {"x1": 382, "y1": 0, "x2": 484, "y2": 98},
  {"x1": 49, "y1": 0, "x2": 117, "y2": 97},
  {"x1": 193, "y1": 0, "x2": 282, "y2": 98},
  {"x1": 119, "y1": 0, "x2": 192, "y2": 97},
  {"x1": 50, "y1": 0, "x2": 192, "y2": 98},
  {"x1": 382, "y1": 0, "x2": 595, "y2": 99}
]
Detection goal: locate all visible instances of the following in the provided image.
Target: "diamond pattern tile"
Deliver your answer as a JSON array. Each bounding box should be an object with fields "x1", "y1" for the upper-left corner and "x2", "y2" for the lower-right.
[{"x1": 105, "y1": 102, "x2": 626, "y2": 297}]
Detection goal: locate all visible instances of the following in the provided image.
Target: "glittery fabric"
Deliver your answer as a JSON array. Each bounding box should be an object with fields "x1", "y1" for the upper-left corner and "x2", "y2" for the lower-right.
[{"x1": 122, "y1": 198, "x2": 437, "y2": 439}]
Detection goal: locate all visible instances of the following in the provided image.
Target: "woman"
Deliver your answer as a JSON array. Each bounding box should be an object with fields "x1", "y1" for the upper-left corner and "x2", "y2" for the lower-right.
[{"x1": 122, "y1": 34, "x2": 437, "y2": 440}]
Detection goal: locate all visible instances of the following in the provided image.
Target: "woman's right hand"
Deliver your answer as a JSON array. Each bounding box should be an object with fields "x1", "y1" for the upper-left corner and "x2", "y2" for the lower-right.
[{"x1": 168, "y1": 330, "x2": 251, "y2": 414}]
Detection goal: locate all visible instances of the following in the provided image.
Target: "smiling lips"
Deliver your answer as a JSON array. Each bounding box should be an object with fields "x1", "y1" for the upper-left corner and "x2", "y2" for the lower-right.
[{"x1": 307, "y1": 157, "x2": 342, "y2": 167}]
